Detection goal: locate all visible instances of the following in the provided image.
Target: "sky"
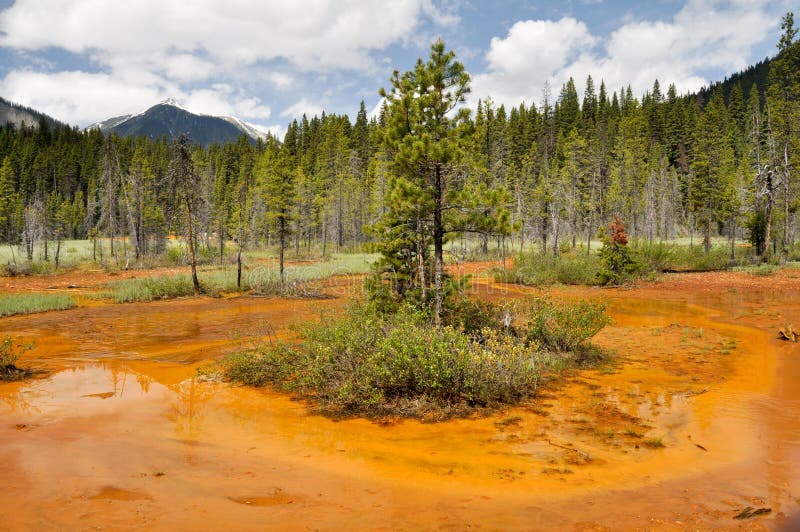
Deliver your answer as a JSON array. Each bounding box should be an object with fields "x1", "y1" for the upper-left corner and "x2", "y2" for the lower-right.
[{"x1": 0, "y1": 0, "x2": 793, "y2": 137}]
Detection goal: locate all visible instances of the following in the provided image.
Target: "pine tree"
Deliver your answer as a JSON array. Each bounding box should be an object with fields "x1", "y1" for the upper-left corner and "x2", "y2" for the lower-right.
[
  {"x1": 262, "y1": 145, "x2": 296, "y2": 291},
  {"x1": 690, "y1": 90, "x2": 736, "y2": 253},
  {"x1": 170, "y1": 134, "x2": 201, "y2": 294},
  {"x1": 376, "y1": 39, "x2": 506, "y2": 326},
  {"x1": 0, "y1": 156, "x2": 19, "y2": 243},
  {"x1": 766, "y1": 12, "x2": 799, "y2": 251}
]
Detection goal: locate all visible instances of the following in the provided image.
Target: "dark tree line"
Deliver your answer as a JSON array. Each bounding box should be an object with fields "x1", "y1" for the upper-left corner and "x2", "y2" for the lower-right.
[{"x1": 0, "y1": 13, "x2": 797, "y2": 270}]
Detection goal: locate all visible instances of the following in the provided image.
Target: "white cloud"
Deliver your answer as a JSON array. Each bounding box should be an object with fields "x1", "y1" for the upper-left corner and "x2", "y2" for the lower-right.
[
  {"x1": 0, "y1": 0, "x2": 454, "y2": 125},
  {"x1": 268, "y1": 72, "x2": 295, "y2": 90},
  {"x1": 470, "y1": 0, "x2": 781, "y2": 109},
  {"x1": 0, "y1": 70, "x2": 166, "y2": 124},
  {"x1": 281, "y1": 98, "x2": 324, "y2": 119},
  {"x1": 0, "y1": 69, "x2": 273, "y2": 126},
  {"x1": 255, "y1": 123, "x2": 286, "y2": 140},
  {"x1": 0, "y1": 0, "x2": 442, "y2": 73}
]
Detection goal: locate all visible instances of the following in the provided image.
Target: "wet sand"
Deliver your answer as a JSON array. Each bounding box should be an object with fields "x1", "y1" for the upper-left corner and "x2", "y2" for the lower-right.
[{"x1": 1, "y1": 270, "x2": 799, "y2": 529}]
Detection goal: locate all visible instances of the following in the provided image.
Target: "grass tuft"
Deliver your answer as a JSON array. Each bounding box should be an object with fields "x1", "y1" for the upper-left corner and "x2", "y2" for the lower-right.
[
  {"x1": 0, "y1": 293, "x2": 77, "y2": 317},
  {"x1": 106, "y1": 253, "x2": 378, "y2": 303},
  {"x1": 642, "y1": 437, "x2": 666, "y2": 448}
]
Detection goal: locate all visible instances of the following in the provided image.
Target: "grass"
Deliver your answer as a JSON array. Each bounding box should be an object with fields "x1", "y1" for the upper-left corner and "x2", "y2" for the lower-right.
[
  {"x1": 109, "y1": 274, "x2": 198, "y2": 303},
  {"x1": 0, "y1": 293, "x2": 77, "y2": 317},
  {"x1": 494, "y1": 250, "x2": 602, "y2": 286},
  {"x1": 624, "y1": 427, "x2": 644, "y2": 438},
  {"x1": 107, "y1": 254, "x2": 378, "y2": 303},
  {"x1": 734, "y1": 263, "x2": 780, "y2": 276},
  {"x1": 220, "y1": 295, "x2": 610, "y2": 420},
  {"x1": 496, "y1": 241, "x2": 760, "y2": 288}
]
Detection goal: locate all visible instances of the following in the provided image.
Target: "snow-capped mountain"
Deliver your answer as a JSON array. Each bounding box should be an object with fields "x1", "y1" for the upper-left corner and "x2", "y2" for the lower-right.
[{"x1": 88, "y1": 99, "x2": 269, "y2": 146}]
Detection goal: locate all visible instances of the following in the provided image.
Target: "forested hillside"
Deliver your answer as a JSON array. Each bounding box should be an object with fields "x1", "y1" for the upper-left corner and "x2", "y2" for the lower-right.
[
  {"x1": 0, "y1": 97, "x2": 66, "y2": 131},
  {"x1": 0, "y1": 14, "x2": 797, "y2": 264}
]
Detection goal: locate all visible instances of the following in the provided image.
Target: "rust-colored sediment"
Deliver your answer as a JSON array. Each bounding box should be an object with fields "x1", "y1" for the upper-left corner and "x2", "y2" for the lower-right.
[{"x1": 1, "y1": 266, "x2": 799, "y2": 529}]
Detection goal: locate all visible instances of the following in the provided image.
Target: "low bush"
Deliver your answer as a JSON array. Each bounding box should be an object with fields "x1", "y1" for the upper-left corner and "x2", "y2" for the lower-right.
[
  {"x1": 0, "y1": 293, "x2": 77, "y2": 317},
  {"x1": 2, "y1": 261, "x2": 59, "y2": 276},
  {"x1": 519, "y1": 296, "x2": 610, "y2": 352},
  {"x1": 631, "y1": 242, "x2": 675, "y2": 274},
  {"x1": 221, "y1": 295, "x2": 609, "y2": 419},
  {"x1": 0, "y1": 335, "x2": 34, "y2": 381},
  {"x1": 596, "y1": 216, "x2": 641, "y2": 286},
  {"x1": 496, "y1": 251, "x2": 602, "y2": 286},
  {"x1": 634, "y1": 242, "x2": 733, "y2": 272}
]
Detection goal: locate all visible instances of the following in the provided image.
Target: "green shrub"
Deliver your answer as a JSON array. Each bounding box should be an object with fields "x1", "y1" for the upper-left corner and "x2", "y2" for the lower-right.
[
  {"x1": 0, "y1": 293, "x2": 77, "y2": 317},
  {"x1": 1, "y1": 261, "x2": 59, "y2": 276},
  {"x1": 597, "y1": 216, "x2": 640, "y2": 286},
  {"x1": 165, "y1": 245, "x2": 187, "y2": 265},
  {"x1": 688, "y1": 246, "x2": 730, "y2": 271},
  {"x1": 633, "y1": 242, "x2": 676, "y2": 273},
  {"x1": 0, "y1": 336, "x2": 34, "y2": 380},
  {"x1": 221, "y1": 295, "x2": 609, "y2": 419},
  {"x1": 498, "y1": 251, "x2": 602, "y2": 286},
  {"x1": 519, "y1": 296, "x2": 610, "y2": 352}
]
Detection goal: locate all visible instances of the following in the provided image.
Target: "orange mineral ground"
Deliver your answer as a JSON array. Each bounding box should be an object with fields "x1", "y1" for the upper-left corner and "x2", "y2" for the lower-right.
[{"x1": 1, "y1": 267, "x2": 800, "y2": 530}]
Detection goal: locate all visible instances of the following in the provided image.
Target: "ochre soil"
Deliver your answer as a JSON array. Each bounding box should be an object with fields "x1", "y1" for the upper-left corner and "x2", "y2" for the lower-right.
[{"x1": 1, "y1": 264, "x2": 799, "y2": 529}]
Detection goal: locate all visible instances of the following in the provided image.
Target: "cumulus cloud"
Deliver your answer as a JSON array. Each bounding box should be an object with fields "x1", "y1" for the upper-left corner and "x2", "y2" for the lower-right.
[
  {"x1": 0, "y1": 0, "x2": 451, "y2": 125},
  {"x1": 0, "y1": 69, "x2": 274, "y2": 125},
  {"x1": 281, "y1": 98, "x2": 325, "y2": 119},
  {"x1": 0, "y1": 0, "x2": 440, "y2": 72},
  {"x1": 0, "y1": 70, "x2": 167, "y2": 124},
  {"x1": 268, "y1": 73, "x2": 295, "y2": 90},
  {"x1": 470, "y1": 0, "x2": 781, "y2": 109},
  {"x1": 472, "y1": 18, "x2": 595, "y2": 106}
]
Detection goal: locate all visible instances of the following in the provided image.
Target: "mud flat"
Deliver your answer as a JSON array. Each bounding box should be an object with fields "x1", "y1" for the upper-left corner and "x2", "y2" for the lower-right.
[{"x1": 1, "y1": 269, "x2": 799, "y2": 529}]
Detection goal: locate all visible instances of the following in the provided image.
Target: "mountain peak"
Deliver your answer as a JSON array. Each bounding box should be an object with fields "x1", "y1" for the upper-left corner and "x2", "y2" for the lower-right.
[
  {"x1": 158, "y1": 98, "x2": 183, "y2": 109},
  {"x1": 89, "y1": 99, "x2": 264, "y2": 146}
]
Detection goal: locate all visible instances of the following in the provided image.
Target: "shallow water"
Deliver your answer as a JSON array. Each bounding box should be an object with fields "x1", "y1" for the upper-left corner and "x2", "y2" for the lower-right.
[{"x1": 1, "y1": 285, "x2": 799, "y2": 529}]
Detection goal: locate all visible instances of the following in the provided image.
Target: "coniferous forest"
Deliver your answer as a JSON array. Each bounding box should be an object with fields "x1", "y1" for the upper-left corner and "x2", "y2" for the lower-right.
[{"x1": 0, "y1": 14, "x2": 797, "y2": 274}]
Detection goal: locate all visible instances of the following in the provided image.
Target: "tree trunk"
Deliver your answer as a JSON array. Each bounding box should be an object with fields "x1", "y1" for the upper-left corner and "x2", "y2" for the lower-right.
[
  {"x1": 541, "y1": 204, "x2": 548, "y2": 255},
  {"x1": 236, "y1": 241, "x2": 242, "y2": 289},
  {"x1": 784, "y1": 142, "x2": 791, "y2": 253},
  {"x1": 219, "y1": 219, "x2": 225, "y2": 266},
  {"x1": 322, "y1": 216, "x2": 327, "y2": 257},
  {"x1": 55, "y1": 235, "x2": 61, "y2": 270},
  {"x1": 185, "y1": 198, "x2": 200, "y2": 294},
  {"x1": 294, "y1": 219, "x2": 300, "y2": 256},
  {"x1": 729, "y1": 212, "x2": 736, "y2": 262},
  {"x1": 433, "y1": 164, "x2": 444, "y2": 328},
  {"x1": 764, "y1": 195, "x2": 774, "y2": 260},
  {"x1": 337, "y1": 187, "x2": 344, "y2": 251},
  {"x1": 587, "y1": 227, "x2": 592, "y2": 256},
  {"x1": 279, "y1": 213, "x2": 286, "y2": 292},
  {"x1": 417, "y1": 218, "x2": 426, "y2": 301},
  {"x1": 552, "y1": 209, "x2": 560, "y2": 258}
]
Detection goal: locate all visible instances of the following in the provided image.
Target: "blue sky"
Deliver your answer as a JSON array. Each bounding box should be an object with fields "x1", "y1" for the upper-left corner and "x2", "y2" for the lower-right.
[{"x1": 0, "y1": 0, "x2": 792, "y2": 135}]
